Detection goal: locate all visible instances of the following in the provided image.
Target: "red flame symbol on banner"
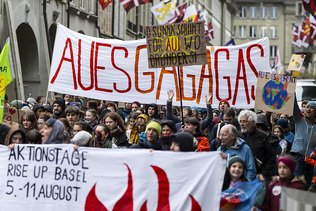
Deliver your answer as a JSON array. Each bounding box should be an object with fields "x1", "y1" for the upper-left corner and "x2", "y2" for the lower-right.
[{"x1": 84, "y1": 164, "x2": 201, "y2": 211}]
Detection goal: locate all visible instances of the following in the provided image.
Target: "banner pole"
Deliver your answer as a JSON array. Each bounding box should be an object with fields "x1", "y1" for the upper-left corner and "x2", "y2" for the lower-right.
[{"x1": 176, "y1": 60, "x2": 184, "y2": 125}]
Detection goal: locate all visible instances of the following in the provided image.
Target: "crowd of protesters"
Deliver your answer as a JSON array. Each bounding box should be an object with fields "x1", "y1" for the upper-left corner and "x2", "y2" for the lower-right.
[{"x1": 1, "y1": 91, "x2": 316, "y2": 210}]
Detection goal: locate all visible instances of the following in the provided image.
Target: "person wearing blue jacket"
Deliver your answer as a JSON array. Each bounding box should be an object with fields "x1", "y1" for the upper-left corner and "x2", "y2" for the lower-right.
[{"x1": 217, "y1": 124, "x2": 257, "y2": 181}]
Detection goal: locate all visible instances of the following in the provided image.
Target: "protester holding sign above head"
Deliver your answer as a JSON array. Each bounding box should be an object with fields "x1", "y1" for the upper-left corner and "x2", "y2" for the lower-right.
[
  {"x1": 40, "y1": 118, "x2": 64, "y2": 144},
  {"x1": 290, "y1": 99, "x2": 316, "y2": 188},
  {"x1": 104, "y1": 112, "x2": 129, "y2": 148}
]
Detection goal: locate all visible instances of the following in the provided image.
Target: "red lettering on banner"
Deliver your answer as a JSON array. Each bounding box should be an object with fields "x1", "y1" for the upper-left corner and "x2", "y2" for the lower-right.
[
  {"x1": 135, "y1": 45, "x2": 154, "y2": 94},
  {"x1": 196, "y1": 48, "x2": 212, "y2": 104},
  {"x1": 94, "y1": 42, "x2": 112, "y2": 93},
  {"x1": 112, "y1": 47, "x2": 132, "y2": 93},
  {"x1": 180, "y1": 67, "x2": 196, "y2": 101},
  {"x1": 232, "y1": 49, "x2": 250, "y2": 105},
  {"x1": 247, "y1": 44, "x2": 263, "y2": 100},
  {"x1": 50, "y1": 38, "x2": 78, "y2": 89},
  {"x1": 214, "y1": 48, "x2": 231, "y2": 102},
  {"x1": 78, "y1": 40, "x2": 95, "y2": 90},
  {"x1": 156, "y1": 67, "x2": 179, "y2": 100}
]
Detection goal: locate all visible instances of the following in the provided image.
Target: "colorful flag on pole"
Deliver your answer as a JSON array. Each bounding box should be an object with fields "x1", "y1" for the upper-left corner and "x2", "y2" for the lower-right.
[
  {"x1": 300, "y1": 17, "x2": 313, "y2": 48},
  {"x1": 302, "y1": 0, "x2": 316, "y2": 17},
  {"x1": 120, "y1": 0, "x2": 152, "y2": 13},
  {"x1": 98, "y1": 0, "x2": 113, "y2": 10},
  {"x1": 0, "y1": 38, "x2": 14, "y2": 123},
  {"x1": 309, "y1": 14, "x2": 316, "y2": 40},
  {"x1": 182, "y1": 5, "x2": 199, "y2": 23},
  {"x1": 205, "y1": 22, "x2": 214, "y2": 42},
  {"x1": 271, "y1": 48, "x2": 284, "y2": 74},
  {"x1": 169, "y1": 2, "x2": 187, "y2": 23},
  {"x1": 151, "y1": 0, "x2": 177, "y2": 25}
]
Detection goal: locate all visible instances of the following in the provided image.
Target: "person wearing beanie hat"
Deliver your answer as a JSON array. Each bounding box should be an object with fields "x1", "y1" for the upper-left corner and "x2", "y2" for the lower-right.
[
  {"x1": 52, "y1": 99, "x2": 66, "y2": 119},
  {"x1": 130, "y1": 120, "x2": 162, "y2": 150},
  {"x1": 170, "y1": 132, "x2": 195, "y2": 152},
  {"x1": 33, "y1": 104, "x2": 45, "y2": 118},
  {"x1": 262, "y1": 155, "x2": 305, "y2": 211},
  {"x1": 71, "y1": 130, "x2": 92, "y2": 146}
]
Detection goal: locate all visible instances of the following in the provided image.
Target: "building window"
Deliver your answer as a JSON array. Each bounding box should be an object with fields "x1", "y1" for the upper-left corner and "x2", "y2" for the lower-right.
[
  {"x1": 260, "y1": 26, "x2": 267, "y2": 37},
  {"x1": 270, "y1": 46, "x2": 277, "y2": 58},
  {"x1": 80, "y1": 0, "x2": 85, "y2": 10},
  {"x1": 239, "y1": 25, "x2": 246, "y2": 38},
  {"x1": 127, "y1": 8, "x2": 137, "y2": 33},
  {"x1": 249, "y1": 25, "x2": 257, "y2": 38},
  {"x1": 296, "y1": 2, "x2": 305, "y2": 16},
  {"x1": 239, "y1": 6, "x2": 247, "y2": 18},
  {"x1": 270, "y1": 7, "x2": 277, "y2": 19},
  {"x1": 250, "y1": 6, "x2": 256, "y2": 19},
  {"x1": 88, "y1": 0, "x2": 96, "y2": 14},
  {"x1": 270, "y1": 26, "x2": 277, "y2": 38},
  {"x1": 260, "y1": 6, "x2": 267, "y2": 18}
]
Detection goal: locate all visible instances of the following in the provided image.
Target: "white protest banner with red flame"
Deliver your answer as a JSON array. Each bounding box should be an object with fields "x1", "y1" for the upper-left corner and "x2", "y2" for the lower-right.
[
  {"x1": 48, "y1": 24, "x2": 270, "y2": 108},
  {"x1": 0, "y1": 145, "x2": 226, "y2": 210}
]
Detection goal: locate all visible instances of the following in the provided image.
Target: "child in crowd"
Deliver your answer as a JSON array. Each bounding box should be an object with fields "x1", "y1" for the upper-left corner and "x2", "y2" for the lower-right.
[{"x1": 262, "y1": 155, "x2": 305, "y2": 211}]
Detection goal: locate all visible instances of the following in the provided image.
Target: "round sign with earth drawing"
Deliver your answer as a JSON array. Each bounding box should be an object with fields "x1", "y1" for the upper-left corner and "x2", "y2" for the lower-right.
[{"x1": 262, "y1": 80, "x2": 290, "y2": 110}]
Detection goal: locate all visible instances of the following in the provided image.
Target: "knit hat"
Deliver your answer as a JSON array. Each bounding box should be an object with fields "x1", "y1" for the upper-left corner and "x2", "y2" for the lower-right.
[
  {"x1": 146, "y1": 121, "x2": 161, "y2": 137},
  {"x1": 43, "y1": 104, "x2": 53, "y2": 113},
  {"x1": 33, "y1": 104, "x2": 44, "y2": 113},
  {"x1": 228, "y1": 156, "x2": 246, "y2": 169},
  {"x1": 276, "y1": 119, "x2": 289, "y2": 129},
  {"x1": 137, "y1": 114, "x2": 149, "y2": 122},
  {"x1": 306, "y1": 101, "x2": 316, "y2": 109},
  {"x1": 26, "y1": 97, "x2": 37, "y2": 106},
  {"x1": 277, "y1": 156, "x2": 296, "y2": 173},
  {"x1": 174, "y1": 132, "x2": 195, "y2": 152},
  {"x1": 161, "y1": 119, "x2": 177, "y2": 133},
  {"x1": 71, "y1": 131, "x2": 92, "y2": 146},
  {"x1": 52, "y1": 99, "x2": 66, "y2": 111}
]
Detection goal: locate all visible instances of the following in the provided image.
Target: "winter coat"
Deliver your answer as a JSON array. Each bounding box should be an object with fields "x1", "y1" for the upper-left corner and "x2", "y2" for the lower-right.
[
  {"x1": 262, "y1": 178, "x2": 305, "y2": 211},
  {"x1": 218, "y1": 137, "x2": 257, "y2": 181},
  {"x1": 239, "y1": 128, "x2": 277, "y2": 179},
  {"x1": 110, "y1": 126, "x2": 129, "y2": 148}
]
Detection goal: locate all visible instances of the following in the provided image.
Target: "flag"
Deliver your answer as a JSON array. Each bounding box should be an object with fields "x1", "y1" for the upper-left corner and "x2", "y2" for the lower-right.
[
  {"x1": 0, "y1": 38, "x2": 14, "y2": 123},
  {"x1": 182, "y1": 5, "x2": 199, "y2": 23},
  {"x1": 169, "y1": 2, "x2": 187, "y2": 23},
  {"x1": 292, "y1": 23, "x2": 301, "y2": 47},
  {"x1": 151, "y1": 0, "x2": 177, "y2": 25},
  {"x1": 300, "y1": 17, "x2": 313, "y2": 48},
  {"x1": 302, "y1": 0, "x2": 316, "y2": 17},
  {"x1": 205, "y1": 22, "x2": 214, "y2": 42},
  {"x1": 98, "y1": 0, "x2": 113, "y2": 10},
  {"x1": 271, "y1": 48, "x2": 284, "y2": 74},
  {"x1": 221, "y1": 179, "x2": 263, "y2": 211},
  {"x1": 310, "y1": 14, "x2": 316, "y2": 40},
  {"x1": 120, "y1": 0, "x2": 152, "y2": 13},
  {"x1": 225, "y1": 39, "x2": 236, "y2": 46}
]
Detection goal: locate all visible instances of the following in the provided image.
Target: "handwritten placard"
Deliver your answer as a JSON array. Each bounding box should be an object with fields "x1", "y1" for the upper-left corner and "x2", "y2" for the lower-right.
[{"x1": 145, "y1": 21, "x2": 206, "y2": 68}]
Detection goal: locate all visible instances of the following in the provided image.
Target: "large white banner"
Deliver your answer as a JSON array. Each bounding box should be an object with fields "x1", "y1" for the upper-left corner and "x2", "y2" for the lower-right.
[
  {"x1": 49, "y1": 24, "x2": 270, "y2": 108},
  {"x1": 0, "y1": 145, "x2": 226, "y2": 210}
]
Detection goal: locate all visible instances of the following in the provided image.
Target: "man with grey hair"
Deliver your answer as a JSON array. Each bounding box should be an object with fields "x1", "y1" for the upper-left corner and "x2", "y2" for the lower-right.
[
  {"x1": 238, "y1": 110, "x2": 276, "y2": 181},
  {"x1": 217, "y1": 124, "x2": 257, "y2": 181}
]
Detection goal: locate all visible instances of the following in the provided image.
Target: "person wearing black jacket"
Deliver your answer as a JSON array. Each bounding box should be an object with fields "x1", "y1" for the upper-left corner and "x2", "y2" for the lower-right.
[{"x1": 238, "y1": 110, "x2": 277, "y2": 181}]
